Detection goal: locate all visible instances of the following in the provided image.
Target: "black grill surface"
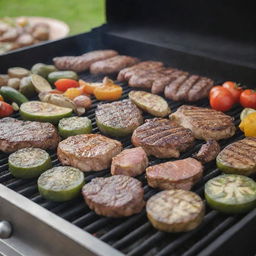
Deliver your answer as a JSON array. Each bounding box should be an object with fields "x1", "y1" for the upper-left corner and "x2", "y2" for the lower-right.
[{"x1": 0, "y1": 70, "x2": 255, "y2": 256}]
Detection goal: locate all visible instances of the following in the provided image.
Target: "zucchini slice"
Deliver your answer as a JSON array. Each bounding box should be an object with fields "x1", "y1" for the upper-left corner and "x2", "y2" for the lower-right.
[
  {"x1": 8, "y1": 148, "x2": 52, "y2": 179},
  {"x1": 38, "y1": 166, "x2": 85, "y2": 202},
  {"x1": 20, "y1": 101, "x2": 72, "y2": 124},
  {"x1": 205, "y1": 174, "x2": 256, "y2": 214},
  {"x1": 58, "y1": 116, "x2": 92, "y2": 138},
  {"x1": 31, "y1": 74, "x2": 52, "y2": 93}
]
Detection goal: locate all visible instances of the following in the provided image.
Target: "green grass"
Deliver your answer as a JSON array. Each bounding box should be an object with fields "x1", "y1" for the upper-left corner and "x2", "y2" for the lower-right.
[{"x1": 0, "y1": 0, "x2": 105, "y2": 35}]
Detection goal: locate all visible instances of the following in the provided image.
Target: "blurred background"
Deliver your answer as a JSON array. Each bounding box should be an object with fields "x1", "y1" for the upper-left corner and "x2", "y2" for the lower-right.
[{"x1": 0, "y1": 0, "x2": 105, "y2": 35}]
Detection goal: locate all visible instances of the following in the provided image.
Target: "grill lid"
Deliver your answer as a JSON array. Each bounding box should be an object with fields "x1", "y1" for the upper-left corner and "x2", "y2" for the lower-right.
[{"x1": 106, "y1": 0, "x2": 256, "y2": 69}]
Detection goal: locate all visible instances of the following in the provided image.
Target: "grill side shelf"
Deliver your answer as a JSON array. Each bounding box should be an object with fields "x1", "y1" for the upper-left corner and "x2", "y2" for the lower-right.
[{"x1": 0, "y1": 184, "x2": 124, "y2": 256}]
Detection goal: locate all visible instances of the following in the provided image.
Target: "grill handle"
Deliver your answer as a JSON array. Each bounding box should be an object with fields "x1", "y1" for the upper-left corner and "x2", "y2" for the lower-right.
[{"x1": 0, "y1": 220, "x2": 12, "y2": 238}]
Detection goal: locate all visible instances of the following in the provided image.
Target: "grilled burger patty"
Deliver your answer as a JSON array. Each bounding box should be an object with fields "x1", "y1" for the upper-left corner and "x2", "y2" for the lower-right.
[
  {"x1": 82, "y1": 175, "x2": 145, "y2": 217},
  {"x1": 146, "y1": 158, "x2": 203, "y2": 190},
  {"x1": 216, "y1": 137, "x2": 256, "y2": 176},
  {"x1": 57, "y1": 134, "x2": 122, "y2": 172},
  {"x1": 0, "y1": 117, "x2": 60, "y2": 153},
  {"x1": 96, "y1": 99, "x2": 143, "y2": 137},
  {"x1": 117, "y1": 61, "x2": 164, "y2": 82},
  {"x1": 132, "y1": 118, "x2": 195, "y2": 158},
  {"x1": 90, "y1": 55, "x2": 139, "y2": 74},
  {"x1": 170, "y1": 105, "x2": 236, "y2": 141},
  {"x1": 53, "y1": 50, "x2": 118, "y2": 72}
]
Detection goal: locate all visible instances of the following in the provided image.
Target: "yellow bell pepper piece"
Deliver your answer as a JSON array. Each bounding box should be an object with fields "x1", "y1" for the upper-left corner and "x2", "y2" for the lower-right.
[
  {"x1": 64, "y1": 88, "x2": 83, "y2": 100},
  {"x1": 239, "y1": 112, "x2": 256, "y2": 136}
]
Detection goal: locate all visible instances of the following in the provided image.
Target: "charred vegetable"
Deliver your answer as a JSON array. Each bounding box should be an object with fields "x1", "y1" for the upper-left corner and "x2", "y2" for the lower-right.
[
  {"x1": 31, "y1": 63, "x2": 57, "y2": 78},
  {"x1": 96, "y1": 99, "x2": 143, "y2": 137},
  {"x1": 0, "y1": 86, "x2": 28, "y2": 105},
  {"x1": 146, "y1": 189, "x2": 204, "y2": 232},
  {"x1": 38, "y1": 166, "x2": 85, "y2": 202},
  {"x1": 7, "y1": 78, "x2": 20, "y2": 89},
  {"x1": 20, "y1": 101, "x2": 72, "y2": 124},
  {"x1": 205, "y1": 174, "x2": 256, "y2": 214},
  {"x1": 8, "y1": 67, "x2": 30, "y2": 78},
  {"x1": 216, "y1": 137, "x2": 256, "y2": 176},
  {"x1": 58, "y1": 117, "x2": 92, "y2": 138},
  {"x1": 129, "y1": 90, "x2": 171, "y2": 117},
  {"x1": 8, "y1": 148, "x2": 52, "y2": 179},
  {"x1": 31, "y1": 74, "x2": 52, "y2": 93},
  {"x1": 19, "y1": 76, "x2": 37, "y2": 97}
]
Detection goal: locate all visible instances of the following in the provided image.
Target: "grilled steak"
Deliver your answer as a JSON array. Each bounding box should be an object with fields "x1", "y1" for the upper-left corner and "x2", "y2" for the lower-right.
[
  {"x1": 0, "y1": 117, "x2": 60, "y2": 153},
  {"x1": 132, "y1": 118, "x2": 195, "y2": 158},
  {"x1": 111, "y1": 147, "x2": 148, "y2": 176},
  {"x1": 193, "y1": 140, "x2": 220, "y2": 163},
  {"x1": 90, "y1": 55, "x2": 139, "y2": 74},
  {"x1": 57, "y1": 134, "x2": 122, "y2": 172},
  {"x1": 146, "y1": 158, "x2": 203, "y2": 190},
  {"x1": 216, "y1": 137, "x2": 256, "y2": 176},
  {"x1": 128, "y1": 68, "x2": 175, "y2": 93},
  {"x1": 96, "y1": 99, "x2": 143, "y2": 137},
  {"x1": 117, "y1": 61, "x2": 164, "y2": 82},
  {"x1": 53, "y1": 50, "x2": 118, "y2": 72},
  {"x1": 170, "y1": 105, "x2": 235, "y2": 140},
  {"x1": 82, "y1": 175, "x2": 145, "y2": 217},
  {"x1": 164, "y1": 75, "x2": 214, "y2": 102}
]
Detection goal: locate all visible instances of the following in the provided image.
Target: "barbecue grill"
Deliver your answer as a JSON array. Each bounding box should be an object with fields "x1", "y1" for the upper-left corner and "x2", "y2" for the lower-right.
[{"x1": 0, "y1": 1, "x2": 255, "y2": 255}]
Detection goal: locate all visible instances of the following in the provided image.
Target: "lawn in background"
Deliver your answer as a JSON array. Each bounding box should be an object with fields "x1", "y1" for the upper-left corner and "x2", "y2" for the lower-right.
[{"x1": 0, "y1": 0, "x2": 105, "y2": 35}]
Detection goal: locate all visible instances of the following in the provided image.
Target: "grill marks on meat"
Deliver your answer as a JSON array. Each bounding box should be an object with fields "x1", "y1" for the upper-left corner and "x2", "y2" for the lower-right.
[
  {"x1": 193, "y1": 140, "x2": 220, "y2": 163},
  {"x1": 117, "y1": 61, "x2": 164, "y2": 82},
  {"x1": 170, "y1": 105, "x2": 236, "y2": 141},
  {"x1": 217, "y1": 137, "x2": 256, "y2": 174},
  {"x1": 57, "y1": 134, "x2": 122, "y2": 172},
  {"x1": 53, "y1": 50, "x2": 118, "y2": 72},
  {"x1": 0, "y1": 117, "x2": 60, "y2": 153},
  {"x1": 111, "y1": 147, "x2": 148, "y2": 176},
  {"x1": 132, "y1": 118, "x2": 195, "y2": 158},
  {"x1": 90, "y1": 55, "x2": 139, "y2": 74},
  {"x1": 165, "y1": 75, "x2": 214, "y2": 102},
  {"x1": 146, "y1": 158, "x2": 203, "y2": 190},
  {"x1": 82, "y1": 175, "x2": 145, "y2": 217},
  {"x1": 96, "y1": 100, "x2": 143, "y2": 136}
]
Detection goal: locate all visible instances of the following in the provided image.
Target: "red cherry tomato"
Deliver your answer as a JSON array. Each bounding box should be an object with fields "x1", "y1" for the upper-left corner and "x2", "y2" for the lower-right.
[
  {"x1": 54, "y1": 79, "x2": 79, "y2": 92},
  {"x1": 0, "y1": 101, "x2": 13, "y2": 117},
  {"x1": 240, "y1": 89, "x2": 256, "y2": 109},
  {"x1": 210, "y1": 90, "x2": 234, "y2": 112},
  {"x1": 209, "y1": 86, "x2": 230, "y2": 98},
  {"x1": 222, "y1": 81, "x2": 243, "y2": 103}
]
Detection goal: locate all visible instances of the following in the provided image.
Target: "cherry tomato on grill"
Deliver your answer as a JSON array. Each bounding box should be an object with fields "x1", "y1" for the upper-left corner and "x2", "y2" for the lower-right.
[
  {"x1": 55, "y1": 79, "x2": 79, "y2": 92},
  {"x1": 222, "y1": 81, "x2": 243, "y2": 103},
  {"x1": 209, "y1": 86, "x2": 234, "y2": 112},
  {"x1": 0, "y1": 101, "x2": 13, "y2": 117},
  {"x1": 240, "y1": 89, "x2": 256, "y2": 109}
]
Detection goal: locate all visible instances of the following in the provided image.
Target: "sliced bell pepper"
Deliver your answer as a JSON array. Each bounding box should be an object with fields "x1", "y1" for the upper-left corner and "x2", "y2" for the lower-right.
[
  {"x1": 79, "y1": 79, "x2": 102, "y2": 95},
  {"x1": 239, "y1": 112, "x2": 256, "y2": 136},
  {"x1": 64, "y1": 87, "x2": 83, "y2": 100}
]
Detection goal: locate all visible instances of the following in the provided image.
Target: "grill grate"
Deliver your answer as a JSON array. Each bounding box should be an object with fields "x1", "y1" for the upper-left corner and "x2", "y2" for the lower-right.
[{"x1": 0, "y1": 70, "x2": 254, "y2": 256}]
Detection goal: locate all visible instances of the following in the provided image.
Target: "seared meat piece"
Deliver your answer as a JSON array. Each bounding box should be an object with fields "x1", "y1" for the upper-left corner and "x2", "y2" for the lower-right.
[
  {"x1": 165, "y1": 75, "x2": 214, "y2": 102},
  {"x1": 170, "y1": 105, "x2": 235, "y2": 141},
  {"x1": 57, "y1": 134, "x2": 122, "y2": 172},
  {"x1": 117, "y1": 61, "x2": 164, "y2": 82},
  {"x1": 128, "y1": 68, "x2": 175, "y2": 93},
  {"x1": 151, "y1": 69, "x2": 188, "y2": 94},
  {"x1": 132, "y1": 118, "x2": 195, "y2": 158},
  {"x1": 90, "y1": 55, "x2": 139, "y2": 74},
  {"x1": 53, "y1": 50, "x2": 118, "y2": 72},
  {"x1": 193, "y1": 140, "x2": 220, "y2": 163},
  {"x1": 216, "y1": 137, "x2": 256, "y2": 176},
  {"x1": 0, "y1": 117, "x2": 60, "y2": 153},
  {"x1": 96, "y1": 99, "x2": 143, "y2": 137},
  {"x1": 111, "y1": 147, "x2": 148, "y2": 176},
  {"x1": 146, "y1": 158, "x2": 203, "y2": 190},
  {"x1": 82, "y1": 175, "x2": 145, "y2": 217}
]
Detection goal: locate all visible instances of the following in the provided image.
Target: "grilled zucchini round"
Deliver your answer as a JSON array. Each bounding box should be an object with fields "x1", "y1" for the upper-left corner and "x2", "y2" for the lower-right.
[
  {"x1": 58, "y1": 116, "x2": 92, "y2": 138},
  {"x1": 38, "y1": 166, "x2": 85, "y2": 202},
  {"x1": 205, "y1": 174, "x2": 256, "y2": 214},
  {"x1": 8, "y1": 148, "x2": 52, "y2": 179}
]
